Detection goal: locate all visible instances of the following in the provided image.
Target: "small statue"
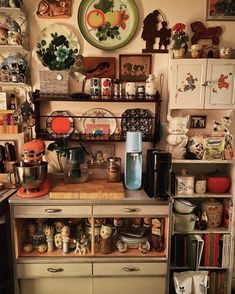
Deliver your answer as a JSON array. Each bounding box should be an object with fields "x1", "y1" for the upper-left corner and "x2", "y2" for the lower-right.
[
  {"x1": 198, "y1": 212, "x2": 208, "y2": 230},
  {"x1": 61, "y1": 225, "x2": 70, "y2": 254},
  {"x1": 54, "y1": 220, "x2": 65, "y2": 233},
  {"x1": 139, "y1": 241, "x2": 150, "y2": 254},
  {"x1": 190, "y1": 21, "x2": 222, "y2": 45},
  {"x1": 166, "y1": 115, "x2": 189, "y2": 159},
  {"x1": 99, "y1": 224, "x2": 116, "y2": 254},
  {"x1": 117, "y1": 240, "x2": 128, "y2": 253},
  {"x1": 74, "y1": 234, "x2": 89, "y2": 255},
  {"x1": 145, "y1": 74, "x2": 157, "y2": 99},
  {"x1": 23, "y1": 243, "x2": 33, "y2": 253},
  {"x1": 37, "y1": 243, "x2": 47, "y2": 254},
  {"x1": 54, "y1": 233, "x2": 63, "y2": 249},
  {"x1": 43, "y1": 225, "x2": 55, "y2": 252}
]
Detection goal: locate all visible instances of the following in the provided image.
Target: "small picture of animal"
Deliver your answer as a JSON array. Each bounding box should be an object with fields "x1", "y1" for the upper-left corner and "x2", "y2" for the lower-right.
[{"x1": 84, "y1": 57, "x2": 116, "y2": 79}]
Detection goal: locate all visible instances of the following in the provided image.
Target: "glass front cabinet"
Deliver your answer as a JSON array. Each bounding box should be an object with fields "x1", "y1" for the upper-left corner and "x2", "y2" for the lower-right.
[{"x1": 9, "y1": 193, "x2": 170, "y2": 294}]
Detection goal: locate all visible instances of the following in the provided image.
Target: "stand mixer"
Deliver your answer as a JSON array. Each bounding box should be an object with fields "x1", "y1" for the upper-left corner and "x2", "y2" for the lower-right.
[{"x1": 14, "y1": 139, "x2": 50, "y2": 198}]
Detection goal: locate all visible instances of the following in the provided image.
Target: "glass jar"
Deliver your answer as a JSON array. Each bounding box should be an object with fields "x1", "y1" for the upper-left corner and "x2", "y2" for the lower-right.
[
  {"x1": 64, "y1": 147, "x2": 89, "y2": 183},
  {"x1": 107, "y1": 157, "x2": 121, "y2": 182}
]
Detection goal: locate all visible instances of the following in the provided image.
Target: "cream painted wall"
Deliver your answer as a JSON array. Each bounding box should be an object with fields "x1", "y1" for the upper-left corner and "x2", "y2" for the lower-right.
[{"x1": 24, "y1": 0, "x2": 235, "y2": 170}]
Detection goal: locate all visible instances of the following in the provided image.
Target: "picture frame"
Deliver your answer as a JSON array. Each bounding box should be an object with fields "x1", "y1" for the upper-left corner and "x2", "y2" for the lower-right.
[
  {"x1": 206, "y1": 0, "x2": 235, "y2": 21},
  {"x1": 119, "y1": 54, "x2": 152, "y2": 82},
  {"x1": 85, "y1": 144, "x2": 115, "y2": 168},
  {"x1": 84, "y1": 57, "x2": 116, "y2": 79},
  {"x1": 190, "y1": 115, "x2": 207, "y2": 129}
]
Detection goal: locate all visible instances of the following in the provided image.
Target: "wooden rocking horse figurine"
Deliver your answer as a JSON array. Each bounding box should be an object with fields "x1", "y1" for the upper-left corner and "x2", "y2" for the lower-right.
[{"x1": 190, "y1": 21, "x2": 222, "y2": 45}]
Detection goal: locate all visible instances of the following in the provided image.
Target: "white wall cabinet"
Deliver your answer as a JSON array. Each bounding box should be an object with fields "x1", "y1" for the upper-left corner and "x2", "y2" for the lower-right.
[{"x1": 169, "y1": 59, "x2": 235, "y2": 110}]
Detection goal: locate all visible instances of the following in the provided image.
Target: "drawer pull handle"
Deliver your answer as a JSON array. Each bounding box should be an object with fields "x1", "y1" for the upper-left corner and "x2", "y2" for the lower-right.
[
  {"x1": 47, "y1": 268, "x2": 64, "y2": 273},
  {"x1": 45, "y1": 209, "x2": 62, "y2": 213},
  {"x1": 123, "y1": 208, "x2": 140, "y2": 213},
  {"x1": 122, "y1": 266, "x2": 140, "y2": 272}
]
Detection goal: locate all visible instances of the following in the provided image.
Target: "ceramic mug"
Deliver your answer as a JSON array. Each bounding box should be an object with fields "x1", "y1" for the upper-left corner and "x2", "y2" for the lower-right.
[
  {"x1": 101, "y1": 78, "x2": 112, "y2": 99},
  {"x1": 100, "y1": 224, "x2": 117, "y2": 239},
  {"x1": 125, "y1": 82, "x2": 136, "y2": 99}
]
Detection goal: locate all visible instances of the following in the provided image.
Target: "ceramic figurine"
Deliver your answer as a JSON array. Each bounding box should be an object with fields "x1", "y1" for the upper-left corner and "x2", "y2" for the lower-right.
[
  {"x1": 219, "y1": 47, "x2": 232, "y2": 58},
  {"x1": 74, "y1": 234, "x2": 89, "y2": 255},
  {"x1": 125, "y1": 82, "x2": 136, "y2": 99},
  {"x1": 61, "y1": 225, "x2": 70, "y2": 254},
  {"x1": 37, "y1": 243, "x2": 47, "y2": 254},
  {"x1": 99, "y1": 224, "x2": 116, "y2": 254},
  {"x1": 54, "y1": 220, "x2": 65, "y2": 233},
  {"x1": 139, "y1": 241, "x2": 150, "y2": 254},
  {"x1": 151, "y1": 218, "x2": 161, "y2": 236},
  {"x1": 27, "y1": 222, "x2": 37, "y2": 237},
  {"x1": 145, "y1": 74, "x2": 157, "y2": 99},
  {"x1": 23, "y1": 243, "x2": 33, "y2": 253},
  {"x1": 166, "y1": 115, "x2": 189, "y2": 159},
  {"x1": 189, "y1": 44, "x2": 202, "y2": 58},
  {"x1": 143, "y1": 217, "x2": 152, "y2": 228},
  {"x1": 117, "y1": 240, "x2": 128, "y2": 253},
  {"x1": 43, "y1": 225, "x2": 55, "y2": 252},
  {"x1": 198, "y1": 212, "x2": 208, "y2": 230},
  {"x1": 54, "y1": 233, "x2": 63, "y2": 249}
]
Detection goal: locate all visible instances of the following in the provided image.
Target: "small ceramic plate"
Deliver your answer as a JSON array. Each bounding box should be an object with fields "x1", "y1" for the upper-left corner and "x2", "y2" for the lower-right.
[
  {"x1": 78, "y1": 0, "x2": 138, "y2": 50},
  {"x1": 36, "y1": 24, "x2": 80, "y2": 70},
  {"x1": 47, "y1": 111, "x2": 74, "y2": 138},
  {"x1": 0, "y1": 55, "x2": 28, "y2": 83},
  {"x1": 79, "y1": 108, "x2": 116, "y2": 135}
]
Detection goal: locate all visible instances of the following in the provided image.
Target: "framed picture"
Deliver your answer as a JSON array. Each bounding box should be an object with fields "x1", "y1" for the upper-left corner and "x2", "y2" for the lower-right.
[
  {"x1": 85, "y1": 144, "x2": 115, "y2": 168},
  {"x1": 84, "y1": 57, "x2": 116, "y2": 79},
  {"x1": 190, "y1": 116, "x2": 207, "y2": 129},
  {"x1": 206, "y1": 0, "x2": 235, "y2": 20},
  {"x1": 119, "y1": 54, "x2": 152, "y2": 82}
]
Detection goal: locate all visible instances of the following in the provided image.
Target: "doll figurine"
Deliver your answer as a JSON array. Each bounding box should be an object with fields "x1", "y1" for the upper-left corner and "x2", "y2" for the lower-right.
[
  {"x1": 54, "y1": 220, "x2": 65, "y2": 233},
  {"x1": 43, "y1": 225, "x2": 55, "y2": 252},
  {"x1": 54, "y1": 233, "x2": 63, "y2": 249},
  {"x1": 99, "y1": 224, "x2": 116, "y2": 254},
  {"x1": 61, "y1": 225, "x2": 70, "y2": 254},
  {"x1": 117, "y1": 240, "x2": 128, "y2": 253}
]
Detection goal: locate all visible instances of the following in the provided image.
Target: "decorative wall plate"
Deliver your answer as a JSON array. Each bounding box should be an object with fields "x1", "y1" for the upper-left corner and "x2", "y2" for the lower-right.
[
  {"x1": 36, "y1": 24, "x2": 80, "y2": 70},
  {"x1": 46, "y1": 111, "x2": 74, "y2": 138},
  {"x1": 78, "y1": 0, "x2": 138, "y2": 50},
  {"x1": 80, "y1": 108, "x2": 116, "y2": 135},
  {"x1": 121, "y1": 108, "x2": 152, "y2": 138},
  {"x1": 0, "y1": 55, "x2": 28, "y2": 83}
]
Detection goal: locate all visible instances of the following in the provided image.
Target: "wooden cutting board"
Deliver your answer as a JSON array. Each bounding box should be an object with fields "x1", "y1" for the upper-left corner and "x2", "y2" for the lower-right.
[{"x1": 49, "y1": 179, "x2": 125, "y2": 199}]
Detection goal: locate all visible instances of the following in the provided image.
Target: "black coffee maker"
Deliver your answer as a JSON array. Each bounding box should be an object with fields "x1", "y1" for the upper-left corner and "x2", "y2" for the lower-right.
[{"x1": 144, "y1": 150, "x2": 172, "y2": 199}]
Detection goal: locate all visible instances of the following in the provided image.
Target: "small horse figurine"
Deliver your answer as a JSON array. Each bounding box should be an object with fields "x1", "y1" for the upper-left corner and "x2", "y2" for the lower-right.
[{"x1": 190, "y1": 21, "x2": 222, "y2": 45}]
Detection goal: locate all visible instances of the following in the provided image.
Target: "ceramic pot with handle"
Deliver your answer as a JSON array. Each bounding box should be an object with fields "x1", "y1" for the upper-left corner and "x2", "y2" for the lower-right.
[{"x1": 174, "y1": 212, "x2": 197, "y2": 232}]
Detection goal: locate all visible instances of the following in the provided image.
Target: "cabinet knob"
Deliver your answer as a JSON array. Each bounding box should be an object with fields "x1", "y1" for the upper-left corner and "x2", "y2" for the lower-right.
[
  {"x1": 123, "y1": 208, "x2": 140, "y2": 213},
  {"x1": 45, "y1": 209, "x2": 62, "y2": 213},
  {"x1": 47, "y1": 268, "x2": 64, "y2": 273},
  {"x1": 122, "y1": 266, "x2": 140, "y2": 272}
]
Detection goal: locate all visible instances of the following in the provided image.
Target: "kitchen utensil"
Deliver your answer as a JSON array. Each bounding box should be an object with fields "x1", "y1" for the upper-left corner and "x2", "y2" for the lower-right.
[
  {"x1": 174, "y1": 199, "x2": 196, "y2": 214},
  {"x1": 176, "y1": 169, "x2": 194, "y2": 195},
  {"x1": 201, "y1": 199, "x2": 223, "y2": 228},
  {"x1": 174, "y1": 212, "x2": 197, "y2": 232},
  {"x1": 46, "y1": 111, "x2": 74, "y2": 138},
  {"x1": 207, "y1": 171, "x2": 230, "y2": 194},
  {"x1": 144, "y1": 149, "x2": 171, "y2": 199}
]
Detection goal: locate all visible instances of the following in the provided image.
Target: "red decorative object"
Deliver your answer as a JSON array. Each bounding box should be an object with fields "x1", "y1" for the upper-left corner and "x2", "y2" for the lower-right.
[
  {"x1": 207, "y1": 175, "x2": 230, "y2": 194},
  {"x1": 37, "y1": 0, "x2": 72, "y2": 18},
  {"x1": 190, "y1": 21, "x2": 222, "y2": 45}
]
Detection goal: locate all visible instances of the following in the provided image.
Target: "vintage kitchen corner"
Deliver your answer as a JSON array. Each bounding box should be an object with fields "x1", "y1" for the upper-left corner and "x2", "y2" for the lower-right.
[{"x1": 0, "y1": 0, "x2": 235, "y2": 294}]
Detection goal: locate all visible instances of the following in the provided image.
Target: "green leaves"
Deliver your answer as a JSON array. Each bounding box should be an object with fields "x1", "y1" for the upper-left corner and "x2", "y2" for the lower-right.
[{"x1": 94, "y1": 0, "x2": 114, "y2": 13}]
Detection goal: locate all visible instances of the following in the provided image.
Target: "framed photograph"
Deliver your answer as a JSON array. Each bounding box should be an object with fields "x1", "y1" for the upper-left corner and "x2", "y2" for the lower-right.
[
  {"x1": 206, "y1": 0, "x2": 235, "y2": 20},
  {"x1": 85, "y1": 144, "x2": 115, "y2": 168},
  {"x1": 119, "y1": 54, "x2": 152, "y2": 82},
  {"x1": 84, "y1": 57, "x2": 116, "y2": 79},
  {"x1": 190, "y1": 116, "x2": 207, "y2": 129}
]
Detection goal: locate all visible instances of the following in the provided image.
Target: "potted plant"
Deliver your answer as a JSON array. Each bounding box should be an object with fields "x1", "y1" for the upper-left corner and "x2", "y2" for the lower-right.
[{"x1": 172, "y1": 23, "x2": 189, "y2": 58}]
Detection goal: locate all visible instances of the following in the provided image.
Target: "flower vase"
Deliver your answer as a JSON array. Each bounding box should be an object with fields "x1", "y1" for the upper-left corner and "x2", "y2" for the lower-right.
[{"x1": 173, "y1": 48, "x2": 185, "y2": 59}]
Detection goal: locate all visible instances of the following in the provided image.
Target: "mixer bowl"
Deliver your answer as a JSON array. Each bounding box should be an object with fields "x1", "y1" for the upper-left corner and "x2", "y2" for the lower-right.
[{"x1": 14, "y1": 161, "x2": 48, "y2": 193}]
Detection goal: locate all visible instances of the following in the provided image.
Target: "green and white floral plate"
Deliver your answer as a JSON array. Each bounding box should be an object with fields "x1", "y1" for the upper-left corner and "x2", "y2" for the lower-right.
[
  {"x1": 36, "y1": 24, "x2": 80, "y2": 71},
  {"x1": 78, "y1": 0, "x2": 138, "y2": 50}
]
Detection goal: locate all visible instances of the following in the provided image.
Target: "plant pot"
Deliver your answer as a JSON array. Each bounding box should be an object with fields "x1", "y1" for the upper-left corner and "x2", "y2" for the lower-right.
[{"x1": 173, "y1": 48, "x2": 185, "y2": 59}]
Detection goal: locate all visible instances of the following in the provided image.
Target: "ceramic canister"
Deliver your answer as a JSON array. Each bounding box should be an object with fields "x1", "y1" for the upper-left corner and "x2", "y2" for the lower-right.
[
  {"x1": 174, "y1": 212, "x2": 197, "y2": 232},
  {"x1": 101, "y1": 78, "x2": 112, "y2": 99},
  {"x1": 90, "y1": 78, "x2": 101, "y2": 99},
  {"x1": 176, "y1": 169, "x2": 194, "y2": 195},
  {"x1": 201, "y1": 199, "x2": 223, "y2": 228}
]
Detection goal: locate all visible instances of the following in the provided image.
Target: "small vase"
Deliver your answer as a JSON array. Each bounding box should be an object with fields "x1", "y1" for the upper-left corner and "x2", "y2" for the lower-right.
[{"x1": 173, "y1": 48, "x2": 185, "y2": 59}]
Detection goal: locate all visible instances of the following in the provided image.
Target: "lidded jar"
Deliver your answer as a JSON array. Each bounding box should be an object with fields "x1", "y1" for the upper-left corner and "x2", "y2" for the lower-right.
[
  {"x1": 107, "y1": 157, "x2": 121, "y2": 182},
  {"x1": 64, "y1": 147, "x2": 88, "y2": 183}
]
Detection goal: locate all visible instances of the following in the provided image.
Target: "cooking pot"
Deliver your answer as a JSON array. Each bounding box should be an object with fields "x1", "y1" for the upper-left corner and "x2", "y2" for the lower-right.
[
  {"x1": 174, "y1": 212, "x2": 197, "y2": 232},
  {"x1": 174, "y1": 199, "x2": 196, "y2": 214},
  {"x1": 207, "y1": 171, "x2": 230, "y2": 194},
  {"x1": 176, "y1": 169, "x2": 194, "y2": 195}
]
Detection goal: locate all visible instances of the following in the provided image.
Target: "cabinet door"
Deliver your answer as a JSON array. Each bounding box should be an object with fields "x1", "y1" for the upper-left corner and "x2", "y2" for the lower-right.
[
  {"x1": 170, "y1": 59, "x2": 206, "y2": 109},
  {"x1": 93, "y1": 277, "x2": 166, "y2": 294},
  {"x1": 205, "y1": 59, "x2": 235, "y2": 109}
]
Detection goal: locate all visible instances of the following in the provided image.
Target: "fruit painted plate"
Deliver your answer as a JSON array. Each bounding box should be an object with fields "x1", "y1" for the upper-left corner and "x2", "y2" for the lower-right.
[
  {"x1": 36, "y1": 24, "x2": 80, "y2": 70},
  {"x1": 46, "y1": 111, "x2": 74, "y2": 138},
  {"x1": 78, "y1": 0, "x2": 138, "y2": 50},
  {"x1": 79, "y1": 108, "x2": 116, "y2": 135}
]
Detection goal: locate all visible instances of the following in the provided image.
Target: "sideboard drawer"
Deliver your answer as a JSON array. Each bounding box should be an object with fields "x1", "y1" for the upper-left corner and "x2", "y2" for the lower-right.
[
  {"x1": 93, "y1": 262, "x2": 167, "y2": 276},
  {"x1": 17, "y1": 263, "x2": 92, "y2": 278},
  {"x1": 13, "y1": 205, "x2": 92, "y2": 218},
  {"x1": 93, "y1": 205, "x2": 169, "y2": 217}
]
